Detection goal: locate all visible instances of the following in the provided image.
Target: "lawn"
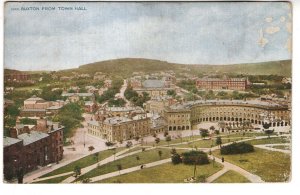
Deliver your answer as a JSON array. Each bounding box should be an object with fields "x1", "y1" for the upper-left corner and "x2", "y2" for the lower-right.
[
  {"x1": 175, "y1": 137, "x2": 245, "y2": 149},
  {"x1": 97, "y1": 162, "x2": 223, "y2": 183},
  {"x1": 144, "y1": 135, "x2": 203, "y2": 147},
  {"x1": 212, "y1": 148, "x2": 291, "y2": 182},
  {"x1": 40, "y1": 147, "x2": 125, "y2": 178},
  {"x1": 32, "y1": 173, "x2": 73, "y2": 184},
  {"x1": 76, "y1": 148, "x2": 173, "y2": 181},
  {"x1": 219, "y1": 132, "x2": 268, "y2": 138},
  {"x1": 212, "y1": 170, "x2": 250, "y2": 183},
  {"x1": 244, "y1": 137, "x2": 290, "y2": 145},
  {"x1": 117, "y1": 146, "x2": 148, "y2": 156},
  {"x1": 269, "y1": 145, "x2": 291, "y2": 150}
]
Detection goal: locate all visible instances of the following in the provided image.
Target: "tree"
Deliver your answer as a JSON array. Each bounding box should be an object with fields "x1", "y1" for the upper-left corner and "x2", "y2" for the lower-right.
[
  {"x1": 158, "y1": 150, "x2": 163, "y2": 159},
  {"x1": 74, "y1": 166, "x2": 81, "y2": 178},
  {"x1": 221, "y1": 142, "x2": 254, "y2": 155},
  {"x1": 167, "y1": 90, "x2": 176, "y2": 97},
  {"x1": 209, "y1": 126, "x2": 215, "y2": 132},
  {"x1": 216, "y1": 136, "x2": 222, "y2": 148},
  {"x1": 170, "y1": 148, "x2": 177, "y2": 155},
  {"x1": 214, "y1": 130, "x2": 220, "y2": 135},
  {"x1": 265, "y1": 129, "x2": 274, "y2": 138},
  {"x1": 181, "y1": 151, "x2": 209, "y2": 165},
  {"x1": 155, "y1": 137, "x2": 160, "y2": 145},
  {"x1": 93, "y1": 152, "x2": 99, "y2": 162},
  {"x1": 81, "y1": 178, "x2": 91, "y2": 183},
  {"x1": 126, "y1": 141, "x2": 133, "y2": 148},
  {"x1": 171, "y1": 153, "x2": 182, "y2": 165},
  {"x1": 134, "y1": 136, "x2": 140, "y2": 141},
  {"x1": 136, "y1": 155, "x2": 140, "y2": 161},
  {"x1": 105, "y1": 141, "x2": 114, "y2": 149},
  {"x1": 166, "y1": 135, "x2": 171, "y2": 146},
  {"x1": 200, "y1": 129, "x2": 209, "y2": 138},
  {"x1": 117, "y1": 164, "x2": 122, "y2": 174},
  {"x1": 164, "y1": 131, "x2": 169, "y2": 137}
]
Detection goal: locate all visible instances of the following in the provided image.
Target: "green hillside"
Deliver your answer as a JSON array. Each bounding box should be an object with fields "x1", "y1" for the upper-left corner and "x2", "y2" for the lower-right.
[{"x1": 5, "y1": 58, "x2": 292, "y2": 77}]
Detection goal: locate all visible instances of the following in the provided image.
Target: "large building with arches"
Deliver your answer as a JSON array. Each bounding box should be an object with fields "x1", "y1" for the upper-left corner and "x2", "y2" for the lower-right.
[{"x1": 164, "y1": 99, "x2": 291, "y2": 133}]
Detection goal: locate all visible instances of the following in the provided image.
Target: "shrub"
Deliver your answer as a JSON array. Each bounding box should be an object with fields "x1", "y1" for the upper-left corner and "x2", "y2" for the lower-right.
[
  {"x1": 171, "y1": 153, "x2": 182, "y2": 165},
  {"x1": 181, "y1": 151, "x2": 209, "y2": 165},
  {"x1": 220, "y1": 142, "x2": 254, "y2": 155}
]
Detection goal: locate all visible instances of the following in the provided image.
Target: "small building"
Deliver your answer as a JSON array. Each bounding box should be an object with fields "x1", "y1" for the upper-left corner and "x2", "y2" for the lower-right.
[{"x1": 84, "y1": 101, "x2": 98, "y2": 113}]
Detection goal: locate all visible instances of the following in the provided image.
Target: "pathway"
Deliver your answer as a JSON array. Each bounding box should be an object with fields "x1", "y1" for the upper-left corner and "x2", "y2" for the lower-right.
[{"x1": 254, "y1": 143, "x2": 291, "y2": 154}]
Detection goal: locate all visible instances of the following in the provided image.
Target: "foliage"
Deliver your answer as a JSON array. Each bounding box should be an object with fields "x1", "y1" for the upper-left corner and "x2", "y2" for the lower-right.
[
  {"x1": 74, "y1": 166, "x2": 81, "y2": 177},
  {"x1": 52, "y1": 103, "x2": 83, "y2": 139},
  {"x1": 220, "y1": 142, "x2": 254, "y2": 155},
  {"x1": 105, "y1": 141, "x2": 115, "y2": 147},
  {"x1": 165, "y1": 135, "x2": 172, "y2": 146},
  {"x1": 171, "y1": 153, "x2": 182, "y2": 165},
  {"x1": 5, "y1": 105, "x2": 20, "y2": 117},
  {"x1": 158, "y1": 150, "x2": 163, "y2": 159},
  {"x1": 155, "y1": 137, "x2": 160, "y2": 144},
  {"x1": 108, "y1": 98, "x2": 126, "y2": 107},
  {"x1": 124, "y1": 87, "x2": 150, "y2": 107},
  {"x1": 200, "y1": 129, "x2": 209, "y2": 138},
  {"x1": 216, "y1": 137, "x2": 222, "y2": 147},
  {"x1": 167, "y1": 90, "x2": 176, "y2": 97},
  {"x1": 40, "y1": 87, "x2": 63, "y2": 101},
  {"x1": 177, "y1": 80, "x2": 197, "y2": 92},
  {"x1": 264, "y1": 129, "x2": 274, "y2": 138},
  {"x1": 126, "y1": 141, "x2": 133, "y2": 148},
  {"x1": 20, "y1": 117, "x2": 37, "y2": 125},
  {"x1": 181, "y1": 151, "x2": 209, "y2": 165}
]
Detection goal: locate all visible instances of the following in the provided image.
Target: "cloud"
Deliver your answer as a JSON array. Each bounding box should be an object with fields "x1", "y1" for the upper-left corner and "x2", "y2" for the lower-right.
[
  {"x1": 265, "y1": 26, "x2": 280, "y2": 34},
  {"x1": 286, "y1": 22, "x2": 292, "y2": 33},
  {"x1": 280, "y1": 16, "x2": 286, "y2": 22},
  {"x1": 265, "y1": 17, "x2": 273, "y2": 23}
]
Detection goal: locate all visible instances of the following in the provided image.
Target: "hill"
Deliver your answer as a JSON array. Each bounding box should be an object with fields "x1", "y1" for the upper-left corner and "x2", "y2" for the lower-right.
[
  {"x1": 5, "y1": 58, "x2": 292, "y2": 77},
  {"x1": 68, "y1": 58, "x2": 291, "y2": 77}
]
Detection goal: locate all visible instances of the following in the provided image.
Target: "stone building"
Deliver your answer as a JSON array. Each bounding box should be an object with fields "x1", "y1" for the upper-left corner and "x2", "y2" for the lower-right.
[
  {"x1": 196, "y1": 77, "x2": 250, "y2": 90},
  {"x1": 3, "y1": 119, "x2": 64, "y2": 181},
  {"x1": 164, "y1": 99, "x2": 291, "y2": 133},
  {"x1": 87, "y1": 115, "x2": 151, "y2": 142}
]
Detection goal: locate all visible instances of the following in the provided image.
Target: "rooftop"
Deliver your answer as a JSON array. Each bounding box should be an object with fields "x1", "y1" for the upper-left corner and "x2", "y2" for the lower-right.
[
  {"x1": 142, "y1": 80, "x2": 165, "y2": 88},
  {"x1": 17, "y1": 131, "x2": 49, "y2": 146},
  {"x1": 168, "y1": 99, "x2": 288, "y2": 111},
  {"x1": 61, "y1": 93, "x2": 94, "y2": 97},
  {"x1": 4, "y1": 136, "x2": 22, "y2": 147},
  {"x1": 24, "y1": 95, "x2": 45, "y2": 102}
]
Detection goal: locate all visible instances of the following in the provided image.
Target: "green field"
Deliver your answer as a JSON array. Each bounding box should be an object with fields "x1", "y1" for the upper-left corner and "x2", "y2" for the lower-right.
[
  {"x1": 40, "y1": 147, "x2": 125, "y2": 178},
  {"x1": 76, "y1": 148, "x2": 173, "y2": 181},
  {"x1": 269, "y1": 145, "x2": 291, "y2": 150},
  {"x1": 212, "y1": 148, "x2": 291, "y2": 182},
  {"x1": 33, "y1": 174, "x2": 73, "y2": 184},
  {"x1": 175, "y1": 137, "x2": 246, "y2": 149},
  {"x1": 212, "y1": 170, "x2": 250, "y2": 183},
  {"x1": 97, "y1": 162, "x2": 223, "y2": 183},
  {"x1": 244, "y1": 137, "x2": 290, "y2": 145},
  {"x1": 144, "y1": 135, "x2": 203, "y2": 147}
]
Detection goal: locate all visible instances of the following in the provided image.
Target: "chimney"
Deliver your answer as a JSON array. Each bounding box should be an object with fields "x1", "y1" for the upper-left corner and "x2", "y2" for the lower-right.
[
  {"x1": 23, "y1": 126, "x2": 30, "y2": 134},
  {"x1": 10, "y1": 128, "x2": 18, "y2": 138},
  {"x1": 36, "y1": 118, "x2": 47, "y2": 132}
]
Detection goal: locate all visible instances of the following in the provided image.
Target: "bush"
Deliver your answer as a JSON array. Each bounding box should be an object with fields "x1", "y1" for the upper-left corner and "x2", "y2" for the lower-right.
[
  {"x1": 171, "y1": 153, "x2": 182, "y2": 165},
  {"x1": 181, "y1": 151, "x2": 209, "y2": 165},
  {"x1": 220, "y1": 142, "x2": 254, "y2": 155}
]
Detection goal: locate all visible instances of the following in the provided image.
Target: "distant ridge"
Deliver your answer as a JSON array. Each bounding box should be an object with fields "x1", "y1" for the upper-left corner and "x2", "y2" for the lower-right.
[{"x1": 5, "y1": 58, "x2": 292, "y2": 77}]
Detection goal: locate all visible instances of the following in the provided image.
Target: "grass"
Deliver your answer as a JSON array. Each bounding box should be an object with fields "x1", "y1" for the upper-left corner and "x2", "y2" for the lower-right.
[
  {"x1": 212, "y1": 170, "x2": 250, "y2": 183},
  {"x1": 219, "y1": 132, "x2": 268, "y2": 138},
  {"x1": 144, "y1": 135, "x2": 203, "y2": 147},
  {"x1": 32, "y1": 173, "x2": 73, "y2": 184},
  {"x1": 117, "y1": 146, "x2": 148, "y2": 156},
  {"x1": 175, "y1": 137, "x2": 245, "y2": 149},
  {"x1": 76, "y1": 148, "x2": 173, "y2": 181},
  {"x1": 269, "y1": 145, "x2": 291, "y2": 150},
  {"x1": 244, "y1": 137, "x2": 290, "y2": 145},
  {"x1": 40, "y1": 147, "x2": 125, "y2": 178},
  {"x1": 97, "y1": 162, "x2": 223, "y2": 183},
  {"x1": 212, "y1": 147, "x2": 291, "y2": 182}
]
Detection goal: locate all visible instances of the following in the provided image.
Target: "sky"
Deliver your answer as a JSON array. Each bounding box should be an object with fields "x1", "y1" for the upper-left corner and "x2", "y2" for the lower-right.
[{"x1": 4, "y1": 2, "x2": 292, "y2": 71}]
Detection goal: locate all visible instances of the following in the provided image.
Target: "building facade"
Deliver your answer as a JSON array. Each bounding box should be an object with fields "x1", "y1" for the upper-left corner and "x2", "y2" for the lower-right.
[
  {"x1": 196, "y1": 77, "x2": 250, "y2": 90},
  {"x1": 88, "y1": 115, "x2": 151, "y2": 142},
  {"x1": 164, "y1": 100, "x2": 291, "y2": 133}
]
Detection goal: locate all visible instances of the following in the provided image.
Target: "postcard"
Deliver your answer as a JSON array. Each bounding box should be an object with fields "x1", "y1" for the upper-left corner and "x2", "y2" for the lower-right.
[{"x1": 3, "y1": 1, "x2": 292, "y2": 184}]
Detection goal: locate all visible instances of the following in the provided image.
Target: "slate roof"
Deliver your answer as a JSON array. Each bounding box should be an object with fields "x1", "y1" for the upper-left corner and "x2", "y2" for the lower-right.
[
  {"x1": 142, "y1": 80, "x2": 165, "y2": 88},
  {"x1": 17, "y1": 131, "x2": 49, "y2": 146},
  {"x1": 4, "y1": 137, "x2": 22, "y2": 147}
]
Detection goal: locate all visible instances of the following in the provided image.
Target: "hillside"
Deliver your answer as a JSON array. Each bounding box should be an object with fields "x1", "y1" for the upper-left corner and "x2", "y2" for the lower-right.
[{"x1": 5, "y1": 58, "x2": 292, "y2": 77}]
